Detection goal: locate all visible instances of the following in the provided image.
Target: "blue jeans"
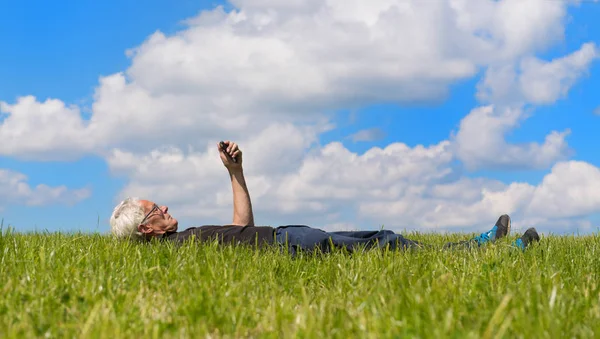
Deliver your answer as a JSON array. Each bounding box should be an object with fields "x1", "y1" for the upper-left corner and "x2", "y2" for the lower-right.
[{"x1": 274, "y1": 225, "x2": 422, "y2": 255}]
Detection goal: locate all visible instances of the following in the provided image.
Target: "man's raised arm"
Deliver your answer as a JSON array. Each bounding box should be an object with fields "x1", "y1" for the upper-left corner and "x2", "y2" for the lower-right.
[{"x1": 218, "y1": 141, "x2": 255, "y2": 226}]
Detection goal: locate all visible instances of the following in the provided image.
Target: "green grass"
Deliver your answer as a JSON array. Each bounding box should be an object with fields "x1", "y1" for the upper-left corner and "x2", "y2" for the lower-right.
[{"x1": 2, "y1": 229, "x2": 600, "y2": 338}]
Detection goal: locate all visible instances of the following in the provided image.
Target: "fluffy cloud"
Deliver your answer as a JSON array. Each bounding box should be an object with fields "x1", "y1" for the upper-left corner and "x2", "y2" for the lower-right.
[
  {"x1": 0, "y1": 97, "x2": 95, "y2": 160},
  {"x1": 456, "y1": 43, "x2": 598, "y2": 171},
  {"x1": 453, "y1": 105, "x2": 571, "y2": 170},
  {"x1": 526, "y1": 161, "x2": 600, "y2": 219},
  {"x1": 0, "y1": 169, "x2": 91, "y2": 209},
  {"x1": 477, "y1": 42, "x2": 599, "y2": 105},
  {"x1": 519, "y1": 43, "x2": 598, "y2": 104},
  {"x1": 358, "y1": 160, "x2": 600, "y2": 232},
  {"x1": 0, "y1": 0, "x2": 576, "y2": 159}
]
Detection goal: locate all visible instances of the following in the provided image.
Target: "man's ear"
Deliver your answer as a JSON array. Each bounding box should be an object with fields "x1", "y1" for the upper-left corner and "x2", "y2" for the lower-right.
[{"x1": 138, "y1": 223, "x2": 153, "y2": 234}]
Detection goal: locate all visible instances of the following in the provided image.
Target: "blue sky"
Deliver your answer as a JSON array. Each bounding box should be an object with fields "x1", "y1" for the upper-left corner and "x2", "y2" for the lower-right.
[{"x1": 1, "y1": 0, "x2": 599, "y2": 234}]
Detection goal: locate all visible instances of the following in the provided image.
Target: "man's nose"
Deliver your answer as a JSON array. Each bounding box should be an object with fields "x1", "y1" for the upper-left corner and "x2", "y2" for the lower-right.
[{"x1": 161, "y1": 206, "x2": 168, "y2": 213}]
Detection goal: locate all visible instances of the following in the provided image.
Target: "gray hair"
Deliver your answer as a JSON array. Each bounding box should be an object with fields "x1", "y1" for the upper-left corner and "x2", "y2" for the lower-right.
[{"x1": 109, "y1": 197, "x2": 145, "y2": 239}]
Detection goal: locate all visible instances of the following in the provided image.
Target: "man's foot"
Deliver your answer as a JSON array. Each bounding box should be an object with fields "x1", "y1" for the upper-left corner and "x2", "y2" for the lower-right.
[
  {"x1": 472, "y1": 214, "x2": 511, "y2": 246},
  {"x1": 513, "y1": 228, "x2": 540, "y2": 251},
  {"x1": 494, "y1": 214, "x2": 511, "y2": 240}
]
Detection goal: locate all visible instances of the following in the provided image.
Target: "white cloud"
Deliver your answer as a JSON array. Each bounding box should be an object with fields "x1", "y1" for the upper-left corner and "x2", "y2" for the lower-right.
[
  {"x1": 359, "y1": 159, "x2": 600, "y2": 233},
  {"x1": 453, "y1": 105, "x2": 571, "y2": 170},
  {"x1": 0, "y1": 169, "x2": 91, "y2": 208},
  {"x1": 0, "y1": 97, "x2": 94, "y2": 160},
  {"x1": 456, "y1": 43, "x2": 597, "y2": 172},
  {"x1": 526, "y1": 161, "x2": 600, "y2": 219},
  {"x1": 519, "y1": 42, "x2": 598, "y2": 104},
  {"x1": 0, "y1": 0, "x2": 576, "y2": 159},
  {"x1": 349, "y1": 128, "x2": 386, "y2": 142},
  {"x1": 478, "y1": 42, "x2": 599, "y2": 105}
]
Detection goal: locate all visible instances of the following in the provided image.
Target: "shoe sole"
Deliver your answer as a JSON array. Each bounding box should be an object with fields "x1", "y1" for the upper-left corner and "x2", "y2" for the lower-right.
[{"x1": 495, "y1": 214, "x2": 511, "y2": 240}]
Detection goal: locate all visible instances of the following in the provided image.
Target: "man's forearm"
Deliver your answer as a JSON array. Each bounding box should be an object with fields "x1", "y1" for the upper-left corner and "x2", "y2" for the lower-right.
[{"x1": 229, "y1": 169, "x2": 255, "y2": 226}]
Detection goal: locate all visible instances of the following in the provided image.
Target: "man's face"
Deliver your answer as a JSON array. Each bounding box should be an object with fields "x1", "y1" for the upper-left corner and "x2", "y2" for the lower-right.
[{"x1": 138, "y1": 199, "x2": 179, "y2": 236}]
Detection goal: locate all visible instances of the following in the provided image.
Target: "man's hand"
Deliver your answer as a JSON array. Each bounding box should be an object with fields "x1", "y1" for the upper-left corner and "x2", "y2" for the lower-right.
[{"x1": 218, "y1": 141, "x2": 243, "y2": 171}]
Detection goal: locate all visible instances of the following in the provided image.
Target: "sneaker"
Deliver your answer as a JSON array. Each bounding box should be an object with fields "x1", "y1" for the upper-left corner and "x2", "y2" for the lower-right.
[
  {"x1": 493, "y1": 214, "x2": 511, "y2": 241},
  {"x1": 472, "y1": 214, "x2": 512, "y2": 246},
  {"x1": 513, "y1": 227, "x2": 540, "y2": 250}
]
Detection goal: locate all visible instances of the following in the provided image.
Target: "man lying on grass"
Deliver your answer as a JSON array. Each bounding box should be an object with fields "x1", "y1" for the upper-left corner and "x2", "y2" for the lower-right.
[{"x1": 110, "y1": 140, "x2": 540, "y2": 254}]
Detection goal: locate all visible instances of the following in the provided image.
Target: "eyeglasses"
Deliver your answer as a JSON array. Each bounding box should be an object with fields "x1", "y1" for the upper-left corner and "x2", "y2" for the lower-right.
[{"x1": 140, "y1": 204, "x2": 162, "y2": 225}]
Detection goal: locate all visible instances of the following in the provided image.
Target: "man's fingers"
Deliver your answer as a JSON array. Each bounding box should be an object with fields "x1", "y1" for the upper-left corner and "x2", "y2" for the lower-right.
[
  {"x1": 233, "y1": 150, "x2": 241, "y2": 158},
  {"x1": 228, "y1": 143, "x2": 238, "y2": 154}
]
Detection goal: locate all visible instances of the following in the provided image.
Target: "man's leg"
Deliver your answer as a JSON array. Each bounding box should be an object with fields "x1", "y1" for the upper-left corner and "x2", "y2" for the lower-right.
[
  {"x1": 274, "y1": 225, "x2": 422, "y2": 255},
  {"x1": 329, "y1": 230, "x2": 426, "y2": 250},
  {"x1": 444, "y1": 214, "x2": 512, "y2": 249},
  {"x1": 328, "y1": 230, "x2": 383, "y2": 238},
  {"x1": 443, "y1": 215, "x2": 541, "y2": 251},
  {"x1": 274, "y1": 225, "x2": 328, "y2": 255}
]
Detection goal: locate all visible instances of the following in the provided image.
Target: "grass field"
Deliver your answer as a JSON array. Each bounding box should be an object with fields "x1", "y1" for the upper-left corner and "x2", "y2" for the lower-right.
[{"x1": 2, "y1": 227, "x2": 600, "y2": 338}]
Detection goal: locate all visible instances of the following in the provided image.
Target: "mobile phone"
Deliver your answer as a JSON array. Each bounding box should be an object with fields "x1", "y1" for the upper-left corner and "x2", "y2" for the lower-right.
[{"x1": 219, "y1": 141, "x2": 237, "y2": 163}]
